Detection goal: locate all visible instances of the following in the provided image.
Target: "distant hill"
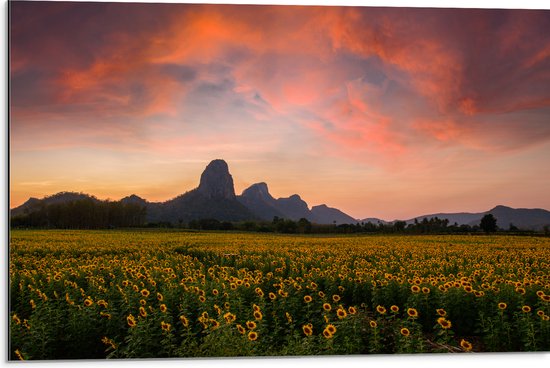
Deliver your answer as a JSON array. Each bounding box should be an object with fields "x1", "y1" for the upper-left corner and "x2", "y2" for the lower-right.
[
  {"x1": 154, "y1": 189, "x2": 255, "y2": 223},
  {"x1": 120, "y1": 194, "x2": 147, "y2": 206},
  {"x1": 10, "y1": 191, "x2": 145, "y2": 228},
  {"x1": 408, "y1": 205, "x2": 550, "y2": 231},
  {"x1": 237, "y1": 182, "x2": 285, "y2": 221},
  {"x1": 476, "y1": 205, "x2": 550, "y2": 231},
  {"x1": 149, "y1": 159, "x2": 255, "y2": 223},
  {"x1": 237, "y1": 183, "x2": 358, "y2": 224},
  {"x1": 310, "y1": 204, "x2": 357, "y2": 225},
  {"x1": 274, "y1": 194, "x2": 311, "y2": 221},
  {"x1": 11, "y1": 192, "x2": 100, "y2": 217},
  {"x1": 359, "y1": 217, "x2": 388, "y2": 225},
  {"x1": 406, "y1": 212, "x2": 482, "y2": 226}
]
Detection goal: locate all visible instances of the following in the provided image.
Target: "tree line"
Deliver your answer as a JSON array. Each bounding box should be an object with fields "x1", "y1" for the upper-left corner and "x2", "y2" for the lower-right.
[
  {"x1": 180, "y1": 214, "x2": 546, "y2": 235},
  {"x1": 159, "y1": 214, "x2": 536, "y2": 235},
  {"x1": 10, "y1": 199, "x2": 146, "y2": 229}
]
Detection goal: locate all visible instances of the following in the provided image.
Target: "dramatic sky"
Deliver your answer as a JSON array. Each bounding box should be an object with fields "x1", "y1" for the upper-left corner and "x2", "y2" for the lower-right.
[{"x1": 9, "y1": 1, "x2": 550, "y2": 220}]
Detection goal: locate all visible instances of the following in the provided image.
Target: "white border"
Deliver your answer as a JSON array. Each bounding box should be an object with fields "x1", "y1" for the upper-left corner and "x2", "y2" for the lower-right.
[{"x1": 3, "y1": 1, "x2": 550, "y2": 367}]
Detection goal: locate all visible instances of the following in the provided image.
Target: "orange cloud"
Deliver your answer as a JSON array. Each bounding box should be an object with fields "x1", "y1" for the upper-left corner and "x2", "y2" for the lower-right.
[
  {"x1": 11, "y1": 3, "x2": 550, "y2": 168},
  {"x1": 413, "y1": 118, "x2": 465, "y2": 143},
  {"x1": 326, "y1": 9, "x2": 464, "y2": 113}
]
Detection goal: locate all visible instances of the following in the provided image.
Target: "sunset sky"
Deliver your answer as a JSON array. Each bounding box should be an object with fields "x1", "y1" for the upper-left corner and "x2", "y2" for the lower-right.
[{"x1": 9, "y1": 0, "x2": 550, "y2": 220}]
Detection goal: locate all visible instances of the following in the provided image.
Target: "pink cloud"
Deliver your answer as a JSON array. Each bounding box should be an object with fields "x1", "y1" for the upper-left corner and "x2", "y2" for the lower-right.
[{"x1": 10, "y1": 3, "x2": 550, "y2": 166}]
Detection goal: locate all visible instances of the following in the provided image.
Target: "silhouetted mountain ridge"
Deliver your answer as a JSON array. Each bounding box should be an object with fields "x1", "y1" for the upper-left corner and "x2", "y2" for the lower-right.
[
  {"x1": 236, "y1": 183, "x2": 358, "y2": 224},
  {"x1": 406, "y1": 205, "x2": 550, "y2": 231},
  {"x1": 10, "y1": 160, "x2": 550, "y2": 229},
  {"x1": 311, "y1": 204, "x2": 357, "y2": 225},
  {"x1": 237, "y1": 182, "x2": 285, "y2": 221},
  {"x1": 11, "y1": 192, "x2": 100, "y2": 217}
]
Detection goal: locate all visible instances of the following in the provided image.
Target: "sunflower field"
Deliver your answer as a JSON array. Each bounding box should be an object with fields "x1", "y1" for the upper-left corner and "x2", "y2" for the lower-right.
[{"x1": 9, "y1": 230, "x2": 550, "y2": 359}]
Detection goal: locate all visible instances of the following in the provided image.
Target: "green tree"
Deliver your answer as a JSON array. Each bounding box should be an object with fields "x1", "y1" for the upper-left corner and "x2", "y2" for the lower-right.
[
  {"x1": 297, "y1": 218, "x2": 312, "y2": 234},
  {"x1": 480, "y1": 214, "x2": 497, "y2": 233}
]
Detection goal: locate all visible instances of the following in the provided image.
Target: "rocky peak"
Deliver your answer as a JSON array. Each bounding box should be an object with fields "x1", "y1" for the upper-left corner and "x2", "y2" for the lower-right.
[
  {"x1": 278, "y1": 194, "x2": 306, "y2": 206},
  {"x1": 22, "y1": 197, "x2": 40, "y2": 206},
  {"x1": 312, "y1": 204, "x2": 328, "y2": 210},
  {"x1": 241, "y1": 182, "x2": 272, "y2": 199},
  {"x1": 275, "y1": 194, "x2": 311, "y2": 221},
  {"x1": 121, "y1": 194, "x2": 146, "y2": 205},
  {"x1": 197, "y1": 159, "x2": 236, "y2": 200}
]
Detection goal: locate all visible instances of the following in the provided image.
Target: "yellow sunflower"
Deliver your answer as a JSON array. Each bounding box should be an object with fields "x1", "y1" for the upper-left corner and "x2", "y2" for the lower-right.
[
  {"x1": 224, "y1": 312, "x2": 236, "y2": 324},
  {"x1": 302, "y1": 324, "x2": 313, "y2": 336},
  {"x1": 437, "y1": 317, "x2": 452, "y2": 329},
  {"x1": 460, "y1": 339, "x2": 473, "y2": 352},
  {"x1": 336, "y1": 307, "x2": 347, "y2": 319},
  {"x1": 376, "y1": 305, "x2": 386, "y2": 314},
  {"x1": 139, "y1": 306, "x2": 147, "y2": 318},
  {"x1": 246, "y1": 321, "x2": 257, "y2": 330},
  {"x1": 180, "y1": 315, "x2": 189, "y2": 327},
  {"x1": 160, "y1": 321, "x2": 171, "y2": 332},
  {"x1": 248, "y1": 331, "x2": 258, "y2": 341},
  {"x1": 127, "y1": 314, "x2": 137, "y2": 328},
  {"x1": 407, "y1": 308, "x2": 419, "y2": 318},
  {"x1": 210, "y1": 320, "x2": 220, "y2": 329}
]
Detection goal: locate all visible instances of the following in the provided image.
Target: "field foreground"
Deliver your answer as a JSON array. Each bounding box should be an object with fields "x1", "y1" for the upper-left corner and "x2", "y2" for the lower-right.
[{"x1": 9, "y1": 230, "x2": 550, "y2": 359}]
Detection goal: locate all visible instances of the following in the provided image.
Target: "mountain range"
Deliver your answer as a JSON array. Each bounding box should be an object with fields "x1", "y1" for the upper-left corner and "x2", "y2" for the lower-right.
[
  {"x1": 404, "y1": 205, "x2": 550, "y2": 231},
  {"x1": 11, "y1": 159, "x2": 550, "y2": 230}
]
